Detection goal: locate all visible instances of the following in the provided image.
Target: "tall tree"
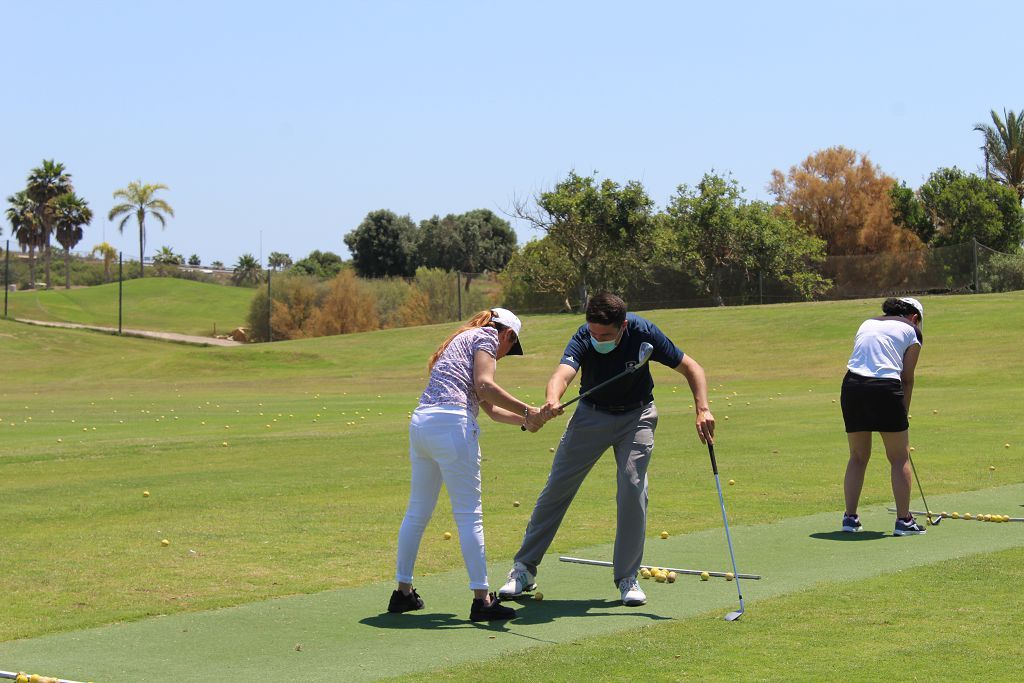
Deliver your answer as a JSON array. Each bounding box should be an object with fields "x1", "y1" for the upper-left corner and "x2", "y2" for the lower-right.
[
  {"x1": 769, "y1": 147, "x2": 922, "y2": 255},
  {"x1": 26, "y1": 159, "x2": 73, "y2": 289},
  {"x1": 232, "y1": 253, "x2": 263, "y2": 285},
  {"x1": 52, "y1": 193, "x2": 93, "y2": 289},
  {"x1": 268, "y1": 251, "x2": 293, "y2": 271},
  {"x1": 665, "y1": 172, "x2": 828, "y2": 305},
  {"x1": 5, "y1": 191, "x2": 43, "y2": 286},
  {"x1": 974, "y1": 108, "x2": 1024, "y2": 200},
  {"x1": 418, "y1": 209, "x2": 517, "y2": 289},
  {"x1": 344, "y1": 209, "x2": 418, "y2": 278},
  {"x1": 513, "y1": 171, "x2": 657, "y2": 308},
  {"x1": 107, "y1": 181, "x2": 175, "y2": 277},
  {"x1": 918, "y1": 167, "x2": 1024, "y2": 251},
  {"x1": 90, "y1": 242, "x2": 118, "y2": 283}
]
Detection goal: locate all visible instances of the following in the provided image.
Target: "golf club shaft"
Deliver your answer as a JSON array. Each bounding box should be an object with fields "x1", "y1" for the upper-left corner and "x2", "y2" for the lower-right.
[
  {"x1": 887, "y1": 508, "x2": 1023, "y2": 522},
  {"x1": 907, "y1": 452, "x2": 938, "y2": 524},
  {"x1": 708, "y1": 442, "x2": 745, "y2": 615},
  {"x1": 558, "y1": 556, "x2": 762, "y2": 580},
  {"x1": 557, "y1": 366, "x2": 635, "y2": 410}
]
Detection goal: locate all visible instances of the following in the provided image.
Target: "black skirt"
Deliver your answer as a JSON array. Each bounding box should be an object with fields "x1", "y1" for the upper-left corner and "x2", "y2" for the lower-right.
[{"x1": 840, "y1": 371, "x2": 909, "y2": 433}]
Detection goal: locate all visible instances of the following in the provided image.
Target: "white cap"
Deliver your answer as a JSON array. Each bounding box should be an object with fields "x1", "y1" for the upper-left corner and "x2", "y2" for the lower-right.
[
  {"x1": 490, "y1": 308, "x2": 523, "y2": 355},
  {"x1": 899, "y1": 297, "x2": 924, "y2": 320}
]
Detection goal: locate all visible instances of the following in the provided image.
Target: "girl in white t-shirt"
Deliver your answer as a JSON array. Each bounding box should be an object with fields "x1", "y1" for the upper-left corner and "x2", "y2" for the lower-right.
[
  {"x1": 388, "y1": 308, "x2": 545, "y2": 622},
  {"x1": 840, "y1": 297, "x2": 925, "y2": 536}
]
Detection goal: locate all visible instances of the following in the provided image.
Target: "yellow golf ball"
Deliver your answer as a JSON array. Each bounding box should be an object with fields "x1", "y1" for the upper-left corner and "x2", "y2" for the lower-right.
[
  {"x1": 534, "y1": 591, "x2": 544, "y2": 601},
  {"x1": 513, "y1": 500, "x2": 520, "y2": 507},
  {"x1": 640, "y1": 568, "x2": 652, "y2": 579},
  {"x1": 143, "y1": 490, "x2": 150, "y2": 497},
  {"x1": 951, "y1": 512, "x2": 959, "y2": 519},
  {"x1": 660, "y1": 530, "x2": 669, "y2": 539},
  {"x1": 161, "y1": 539, "x2": 170, "y2": 546},
  {"x1": 443, "y1": 531, "x2": 452, "y2": 540},
  {"x1": 655, "y1": 571, "x2": 667, "y2": 583},
  {"x1": 964, "y1": 513, "x2": 973, "y2": 520},
  {"x1": 725, "y1": 572, "x2": 735, "y2": 581},
  {"x1": 728, "y1": 479, "x2": 735, "y2": 486},
  {"x1": 667, "y1": 571, "x2": 677, "y2": 583},
  {"x1": 700, "y1": 571, "x2": 710, "y2": 581},
  {"x1": 989, "y1": 465, "x2": 996, "y2": 471}
]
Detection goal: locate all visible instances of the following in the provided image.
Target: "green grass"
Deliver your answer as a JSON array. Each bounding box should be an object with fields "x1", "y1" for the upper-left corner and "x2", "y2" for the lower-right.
[
  {"x1": 3, "y1": 277, "x2": 255, "y2": 335},
  {"x1": 391, "y1": 546, "x2": 1024, "y2": 682},
  {"x1": 1, "y1": 291, "x2": 1022, "y2": 679}
]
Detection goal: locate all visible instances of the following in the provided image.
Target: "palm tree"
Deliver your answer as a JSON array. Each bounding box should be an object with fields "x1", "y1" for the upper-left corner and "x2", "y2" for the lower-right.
[
  {"x1": 232, "y1": 253, "x2": 263, "y2": 286},
  {"x1": 90, "y1": 242, "x2": 118, "y2": 283},
  {"x1": 107, "y1": 181, "x2": 175, "y2": 277},
  {"x1": 53, "y1": 193, "x2": 93, "y2": 289},
  {"x1": 974, "y1": 109, "x2": 1024, "y2": 201},
  {"x1": 5, "y1": 191, "x2": 43, "y2": 287},
  {"x1": 153, "y1": 245, "x2": 184, "y2": 265},
  {"x1": 26, "y1": 160, "x2": 73, "y2": 289}
]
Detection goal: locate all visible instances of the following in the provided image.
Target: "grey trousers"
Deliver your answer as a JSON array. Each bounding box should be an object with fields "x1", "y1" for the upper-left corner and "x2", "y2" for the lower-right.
[{"x1": 514, "y1": 401, "x2": 658, "y2": 584}]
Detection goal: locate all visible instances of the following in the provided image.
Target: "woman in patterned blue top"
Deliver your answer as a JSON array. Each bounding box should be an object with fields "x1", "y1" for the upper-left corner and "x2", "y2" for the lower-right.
[{"x1": 388, "y1": 308, "x2": 546, "y2": 622}]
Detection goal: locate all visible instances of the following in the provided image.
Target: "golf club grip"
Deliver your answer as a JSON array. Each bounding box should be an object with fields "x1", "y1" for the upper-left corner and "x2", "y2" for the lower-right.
[{"x1": 707, "y1": 442, "x2": 719, "y2": 475}]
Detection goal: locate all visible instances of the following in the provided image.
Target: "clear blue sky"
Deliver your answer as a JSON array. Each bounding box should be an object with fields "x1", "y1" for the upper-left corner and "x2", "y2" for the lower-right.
[{"x1": 2, "y1": 1, "x2": 1020, "y2": 266}]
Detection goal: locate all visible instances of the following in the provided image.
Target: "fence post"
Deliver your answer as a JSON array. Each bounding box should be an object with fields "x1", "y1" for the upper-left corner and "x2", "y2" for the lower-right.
[
  {"x1": 118, "y1": 252, "x2": 123, "y2": 335},
  {"x1": 456, "y1": 271, "x2": 462, "y2": 321},
  {"x1": 267, "y1": 269, "x2": 272, "y2": 343},
  {"x1": 3, "y1": 240, "x2": 9, "y2": 318},
  {"x1": 973, "y1": 238, "x2": 979, "y2": 293}
]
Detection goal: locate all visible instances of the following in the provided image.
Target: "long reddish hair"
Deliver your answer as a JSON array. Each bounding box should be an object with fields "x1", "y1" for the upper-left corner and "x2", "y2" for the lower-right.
[{"x1": 427, "y1": 310, "x2": 496, "y2": 373}]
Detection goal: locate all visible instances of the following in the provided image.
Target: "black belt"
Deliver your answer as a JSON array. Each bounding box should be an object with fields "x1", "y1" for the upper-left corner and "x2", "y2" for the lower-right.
[{"x1": 580, "y1": 398, "x2": 651, "y2": 414}]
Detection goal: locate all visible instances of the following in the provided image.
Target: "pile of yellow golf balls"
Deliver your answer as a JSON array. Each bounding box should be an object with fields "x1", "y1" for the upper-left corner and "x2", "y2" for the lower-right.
[{"x1": 949, "y1": 512, "x2": 1011, "y2": 522}]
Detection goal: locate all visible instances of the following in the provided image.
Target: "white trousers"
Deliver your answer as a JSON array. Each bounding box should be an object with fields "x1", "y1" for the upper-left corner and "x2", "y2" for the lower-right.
[{"x1": 395, "y1": 406, "x2": 488, "y2": 590}]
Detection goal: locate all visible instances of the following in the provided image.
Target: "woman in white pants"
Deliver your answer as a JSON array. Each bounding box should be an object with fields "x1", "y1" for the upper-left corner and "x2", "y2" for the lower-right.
[{"x1": 389, "y1": 308, "x2": 545, "y2": 622}]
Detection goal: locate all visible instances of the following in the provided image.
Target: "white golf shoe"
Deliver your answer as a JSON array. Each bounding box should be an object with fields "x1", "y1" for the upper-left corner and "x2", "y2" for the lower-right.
[
  {"x1": 618, "y1": 576, "x2": 647, "y2": 606},
  {"x1": 497, "y1": 561, "x2": 536, "y2": 598}
]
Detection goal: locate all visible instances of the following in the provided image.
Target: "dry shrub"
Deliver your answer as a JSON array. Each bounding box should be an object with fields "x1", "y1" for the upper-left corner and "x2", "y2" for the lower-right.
[{"x1": 306, "y1": 270, "x2": 379, "y2": 335}]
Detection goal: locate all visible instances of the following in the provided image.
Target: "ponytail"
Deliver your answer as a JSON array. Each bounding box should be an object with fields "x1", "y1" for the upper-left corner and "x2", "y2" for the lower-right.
[{"x1": 427, "y1": 310, "x2": 495, "y2": 373}]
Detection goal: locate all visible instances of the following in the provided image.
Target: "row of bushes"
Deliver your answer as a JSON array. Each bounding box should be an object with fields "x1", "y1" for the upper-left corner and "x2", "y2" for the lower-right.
[{"x1": 245, "y1": 268, "x2": 500, "y2": 342}]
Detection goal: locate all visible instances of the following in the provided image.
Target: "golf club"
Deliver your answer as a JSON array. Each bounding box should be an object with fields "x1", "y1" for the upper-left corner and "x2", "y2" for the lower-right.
[
  {"x1": 522, "y1": 342, "x2": 654, "y2": 431},
  {"x1": 907, "y1": 452, "x2": 941, "y2": 526},
  {"x1": 559, "y1": 556, "x2": 762, "y2": 580},
  {"x1": 707, "y1": 441, "x2": 746, "y2": 621}
]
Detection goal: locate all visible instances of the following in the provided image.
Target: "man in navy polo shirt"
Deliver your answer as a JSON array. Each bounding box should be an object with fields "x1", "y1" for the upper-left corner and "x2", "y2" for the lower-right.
[{"x1": 501, "y1": 292, "x2": 715, "y2": 606}]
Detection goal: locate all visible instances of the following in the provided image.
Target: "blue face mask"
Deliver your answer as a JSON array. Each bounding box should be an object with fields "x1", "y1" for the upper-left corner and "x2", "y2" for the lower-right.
[{"x1": 590, "y1": 335, "x2": 619, "y2": 354}]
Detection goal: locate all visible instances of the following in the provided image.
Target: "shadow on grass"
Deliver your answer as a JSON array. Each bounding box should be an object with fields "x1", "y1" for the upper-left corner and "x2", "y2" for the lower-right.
[
  {"x1": 360, "y1": 611, "x2": 478, "y2": 631},
  {"x1": 809, "y1": 531, "x2": 889, "y2": 541},
  {"x1": 358, "y1": 598, "x2": 670, "y2": 633},
  {"x1": 503, "y1": 597, "x2": 672, "y2": 626}
]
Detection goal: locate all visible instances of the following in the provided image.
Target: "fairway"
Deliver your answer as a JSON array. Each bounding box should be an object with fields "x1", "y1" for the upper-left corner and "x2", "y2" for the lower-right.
[
  {"x1": 3, "y1": 278, "x2": 254, "y2": 336},
  {"x1": 1, "y1": 292, "x2": 1022, "y2": 681}
]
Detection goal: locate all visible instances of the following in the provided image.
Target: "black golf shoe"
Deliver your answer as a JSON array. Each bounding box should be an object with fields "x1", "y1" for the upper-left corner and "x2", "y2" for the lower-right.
[
  {"x1": 388, "y1": 588, "x2": 425, "y2": 613},
  {"x1": 470, "y1": 593, "x2": 516, "y2": 622}
]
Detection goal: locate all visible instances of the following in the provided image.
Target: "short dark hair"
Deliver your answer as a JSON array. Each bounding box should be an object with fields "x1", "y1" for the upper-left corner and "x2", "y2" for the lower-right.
[
  {"x1": 586, "y1": 292, "x2": 627, "y2": 326},
  {"x1": 882, "y1": 297, "x2": 918, "y2": 318}
]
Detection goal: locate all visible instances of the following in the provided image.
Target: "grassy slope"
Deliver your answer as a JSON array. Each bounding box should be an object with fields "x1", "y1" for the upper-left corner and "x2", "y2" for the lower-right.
[
  {"x1": 1, "y1": 292, "x2": 1022, "y2": 676},
  {"x1": 3, "y1": 277, "x2": 255, "y2": 335}
]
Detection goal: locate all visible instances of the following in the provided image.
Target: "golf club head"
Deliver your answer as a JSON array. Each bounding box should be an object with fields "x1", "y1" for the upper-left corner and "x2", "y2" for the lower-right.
[
  {"x1": 928, "y1": 515, "x2": 942, "y2": 526},
  {"x1": 724, "y1": 610, "x2": 743, "y2": 621},
  {"x1": 637, "y1": 341, "x2": 654, "y2": 367}
]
